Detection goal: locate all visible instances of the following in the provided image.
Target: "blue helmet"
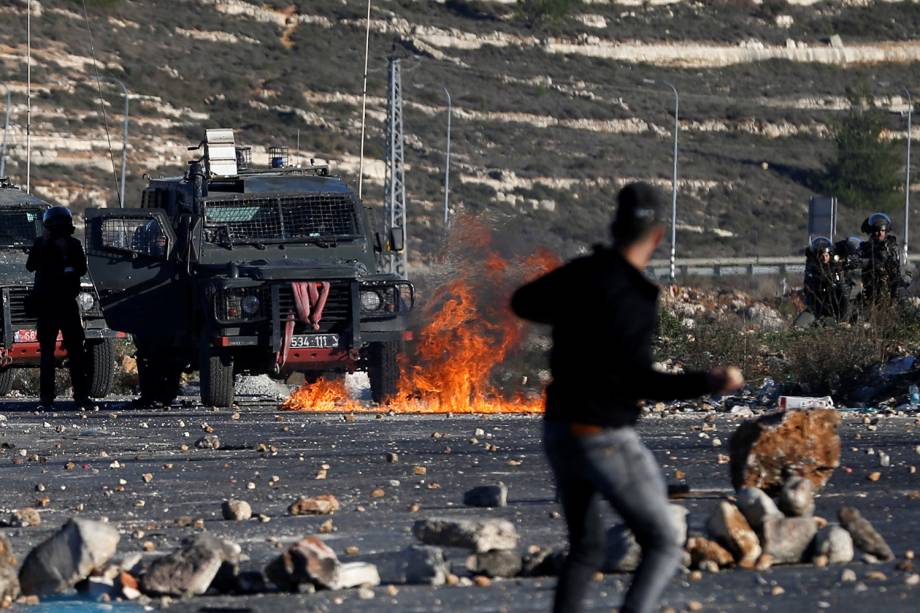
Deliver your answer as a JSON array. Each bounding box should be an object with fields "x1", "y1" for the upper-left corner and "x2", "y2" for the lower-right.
[{"x1": 42, "y1": 206, "x2": 74, "y2": 230}]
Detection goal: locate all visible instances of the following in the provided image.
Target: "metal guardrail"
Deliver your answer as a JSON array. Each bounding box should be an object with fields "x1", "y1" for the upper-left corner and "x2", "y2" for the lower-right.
[{"x1": 648, "y1": 255, "x2": 920, "y2": 279}]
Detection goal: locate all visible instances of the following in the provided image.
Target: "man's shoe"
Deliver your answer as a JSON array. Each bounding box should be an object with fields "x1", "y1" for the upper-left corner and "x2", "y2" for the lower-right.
[
  {"x1": 128, "y1": 397, "x2": 165, "y2": 410},
  {"x1": 75, "y1": 397, "x2": 100, "y2": 411}
]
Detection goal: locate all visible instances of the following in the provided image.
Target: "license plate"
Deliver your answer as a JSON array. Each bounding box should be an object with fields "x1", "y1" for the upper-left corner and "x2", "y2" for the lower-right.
[
  {"x1": 14, "y1": 329, "x2": 38, "y2": 343},
  {"x1": 289, "y1": 334, "x2": 339, "y2": 349}
]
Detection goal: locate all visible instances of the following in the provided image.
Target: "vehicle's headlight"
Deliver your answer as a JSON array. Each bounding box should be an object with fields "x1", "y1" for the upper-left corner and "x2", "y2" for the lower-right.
[
  {"x1": 360, "y1": 290, "x2": 382, "y2": 311},
  {"x1": 77, "y1": 292, "x2": 95, "y2": 312},
  {"x1": 241, "y1": 294, "x2": 261, "y2": 315}
]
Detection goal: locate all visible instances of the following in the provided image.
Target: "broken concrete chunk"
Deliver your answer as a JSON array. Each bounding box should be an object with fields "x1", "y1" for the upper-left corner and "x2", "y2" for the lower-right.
[
  {"x1": 466, "y1": 550, "x2": 522, "y2": 578},
  {"x1": 266, "y1": 536, "x2": 340, "y2": 591},
  {"x1": 838, "y1": 506, "x2": 894, "y2": 561},
  {"x1": 140, "y1": 533, "x2": 241, "y2": 597},
  {"x1": 222, "y1": 499, "x2": 252, "y2": 521},
  {"x1": 413, "y1": 518, "x2": 518, "y2": 553},
  {"x1": 2, "y1": 508, "x2": 41, "y2": 528},
  {"x1": 812, "y1": 525, "x2": 854, "y2": 564},
  {"x1": 521, "y1": 547, "x2": 566, "y2": 577},
  {"x1": 463, "y1": 484, "x2": 508, "y2": 508},
  {"x1": 195, "y1": 434, "x2": 220, "y2": 449},
  {"x1": 18, "y1": 518, "x2": 120, "y2": 596},
  {"x1": 686, "y1": 536, "x2": 734, "y2": 569},
  {"x1": 335, "y1": 562, "x2": 381, "y2": 589},
  {"x1": 288, "y1": 495, "x2": 341, "y2": 516},
  {"x1": 779, "y1": 477, "x2": 815, "y2": 518},
  {"x1": 706, "y1": 501, "x2": 761, "y2": 568},
  {"x1": 404, "y1": 545, "x2": 450, "y2": 586},
  {"x1": 729, "y1": 409, "x2": 840, "y2": 495},
  {"x1": 0, "y1": 537, "x2": 20, "y2": 604},
  {"x1": 761, "y1": 517, "x2": 818, "y2": 564},
  {"x1": 735, "y1": 487, "x2": 783, "y2": 530}
]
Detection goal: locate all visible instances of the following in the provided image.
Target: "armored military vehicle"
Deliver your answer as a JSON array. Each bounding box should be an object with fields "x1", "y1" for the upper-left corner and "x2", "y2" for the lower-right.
[
  {"x1": 0, "y1": 179, "x2": 118, "y2": 398},
  {"x1": 84, "y1": 130, "x2": 414, "y2": 407}
]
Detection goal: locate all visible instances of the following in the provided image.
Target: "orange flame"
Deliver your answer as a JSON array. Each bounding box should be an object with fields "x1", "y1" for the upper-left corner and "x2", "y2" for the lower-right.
[{"x1": 282, "y1": 219, "x2": 560, "y2": 414}]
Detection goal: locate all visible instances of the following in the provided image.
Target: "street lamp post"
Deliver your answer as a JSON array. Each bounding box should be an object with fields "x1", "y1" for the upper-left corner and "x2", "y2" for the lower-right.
[
  {"x1": 644, "y1": 79, "x2": 680, "y2": 282},
  {"x1": 904, "y1": 88, "x2": 913, "y2": 265},
  {"x1": 91, "y1": 76, "x2": 129, "y2": 208},
  {"x1": 357, "y1": 0, "x2": 372, "y2": 200},
  {"x1": 443, "y1": 87, "x2": 451, "y2": 229},
  {"x1": 0, "y1": 82, "x2": 10, "y2": 178}
]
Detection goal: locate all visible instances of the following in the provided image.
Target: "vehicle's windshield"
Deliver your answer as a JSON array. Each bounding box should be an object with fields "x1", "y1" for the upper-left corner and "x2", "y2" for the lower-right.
[
  {"x1": 0, "y1": 209, "x2": 42, "y2": 247},
  {"x1": 203, "y1": 193, "x2": 360, "y2": 245}
]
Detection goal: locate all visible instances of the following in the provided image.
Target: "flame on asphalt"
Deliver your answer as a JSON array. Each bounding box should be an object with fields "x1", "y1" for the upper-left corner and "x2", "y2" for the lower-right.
[{"x1": 282, "y1": 218, "x2": 559, "y2": 414}]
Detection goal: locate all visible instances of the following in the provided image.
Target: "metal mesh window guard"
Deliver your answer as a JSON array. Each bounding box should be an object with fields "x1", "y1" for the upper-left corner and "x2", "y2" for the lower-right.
[
  {"x1": 99, "y1": 217, "x2": 168, "y2": 257},
  {"x1": 0, "y1": 210, "x2": 41, "y2": 246},
  {"x1": 205, "y1": 194, "x2": 358, "y2": 243}
]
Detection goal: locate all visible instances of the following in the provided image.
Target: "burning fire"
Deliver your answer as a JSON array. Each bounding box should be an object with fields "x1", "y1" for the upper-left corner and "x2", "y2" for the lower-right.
[{"x1": 283, "y1": 218, "x2": 560, "y2": 414}]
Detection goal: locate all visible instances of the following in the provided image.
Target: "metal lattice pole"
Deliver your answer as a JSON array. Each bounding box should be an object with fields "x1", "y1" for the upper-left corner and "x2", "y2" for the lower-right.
[
  {"x1": 443, "y1": 87, "x2": 452, "y2": 229},
  {"x1": 904, "y1": 88, "x2": 912, "y2": 265},
  {"x1": 0, "y1": 82, "x2": 10, "y2": 178},
  {"x1": 383, "y1": 58, "x2": 408, "y2": 280}
]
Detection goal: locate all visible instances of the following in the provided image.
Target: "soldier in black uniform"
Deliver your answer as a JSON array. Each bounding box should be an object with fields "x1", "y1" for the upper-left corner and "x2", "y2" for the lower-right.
[
  {"x1": 859, "y1": 213, "x2": 903, "y2": 304},
  {"x1": 800, "y1": 237, "x2": 848, "y2": 324},
  {"x1": 512, "y1": 183, "x2": 744, "y2": 613},
  {"x1": 25, "y1": 206, "x2": 92, "y2": 409}
]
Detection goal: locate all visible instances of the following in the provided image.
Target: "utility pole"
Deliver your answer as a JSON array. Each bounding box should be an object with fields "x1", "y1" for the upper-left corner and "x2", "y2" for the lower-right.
[
  {"x1": 644, "y1": 78, "x2": 680, "y2": 282},
  {"x1": 357, "y1": 0, "x2": 372, "y2": 200},
  {"x1": 0, "y1": 82, "x2": 10, "y2": 178},
  {"x1": 904, "y1": 88, "x2": 913, "y2": 265},
  {"x1": 383, "y1": 57, "x2": 407, "y2": 280},
  {"x1": 26, "y1": 0, "x2": 31, "y2": 193},
  {"x1": 443, "y1": 87, "x2": 452, "y2": 229}
]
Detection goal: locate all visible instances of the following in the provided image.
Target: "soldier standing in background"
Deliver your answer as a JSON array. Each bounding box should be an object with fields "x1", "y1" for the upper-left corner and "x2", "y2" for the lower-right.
[
  {"x1": 25, "y1": 206, "x2": 93, "y2": 410},
  {"x1": 511, "y1": 182, "x2": 744, "y2": 613},
  {"x1": 860, "y1": 213, "x2": 904, "y2": 304}
]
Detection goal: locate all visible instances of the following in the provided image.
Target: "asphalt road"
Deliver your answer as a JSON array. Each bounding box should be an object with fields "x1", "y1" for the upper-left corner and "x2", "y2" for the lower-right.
[{"x1": 0, "y1": 393, "x2": 917, "y2": 612}]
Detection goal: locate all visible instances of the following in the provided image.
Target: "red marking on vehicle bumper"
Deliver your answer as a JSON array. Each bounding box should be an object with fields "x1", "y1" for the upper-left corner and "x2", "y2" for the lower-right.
[
  {"x1": 403, "y1": 331, "x2": 414, "y2": 341},
  {"x1": 3, "y1": 342, "x2": 68, "y2": 362},
  {"x1": 280, "y1": 348, "x2": 354, "y2": 372}
]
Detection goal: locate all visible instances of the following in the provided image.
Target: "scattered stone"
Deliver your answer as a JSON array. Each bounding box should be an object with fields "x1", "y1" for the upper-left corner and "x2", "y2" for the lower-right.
[
  {"x1": 735, "y1": 487, "x2": 782, "y2": 530},
  {"x1": 778, "y1": 477, "x2": 815, "y2": 517},
  {"x1": 838, "y1": 506, "x2": 894, "y2": 561},
  {"x1": 706, "y1": 501, "x2": 761, "y2": 568},
  {"x1": 686, "y1": 537, "x2": 734, "y2": 569},
  {"x1": 865, "y1": 570, "x2": 887, "y2": 581},
  {"x1": 841, "y1": 568, "x2": 857, "y2": 582},
  {"x1": 761, "y1": 518, "x2": 818, "y2": 565},
  {"x1": 466, "y1": 550, "x2": 522, "y2": 578},
  {"x1": 336, "y1": 562, "x2": 381, "y2": 589},
  {"x1": 472, "y1": 575, "x2": 491, "y2": 587},
  {"x1": 812, "y1": 525, "x2": 854, "y2": 564},
  {"x1": 221, "y1": 499, "x2": 252, "y2": 521},
  {"x1": 0, "y1": 537, "x2": 20, "y2": 604},
  {"x1": 19, "y1": 518, "x2": 120, "y2": 596},
  {"x1": 140, "y1": 533, "x2": 240, "y2": 597},
  {"x1": 3, "y1": 508, "x2": 41, "y2": 528},
  {"x1": 754, "y1": 553, "x2": 773, "y2": 571},
  {"x1": 266, "y1": 536, "x2": 336, "y2": 591},
  {"x1": 521, "y1": 547, "x2": 566, "y2": 577},
  {"x1": 371, "y1": 488, "x2": 385, "y2": 498},
  {"x1": 386, "y1": 452, "x2": 398, "y2": 463},
  {"x1": 404, "y1": 545, "x2": 450, "y2": 586},
  {"x1": 413, "y1": 518, "x2": 518, "y2": 553},
  {"x1": 194, "y1": 434, "x2": 220, "y2": 450},
  {"x1": 463, "y1": 484, "x2": 508, "y2": 508},
  {"x1": 288, "y1": 495, "x2": 341, "y2": 516},
  {"x1": 867, "y1": 471, "x2": 881, "y2": 482},
  {"x1": 729, "y1": 409, "x2": 840, "y2": 495}
]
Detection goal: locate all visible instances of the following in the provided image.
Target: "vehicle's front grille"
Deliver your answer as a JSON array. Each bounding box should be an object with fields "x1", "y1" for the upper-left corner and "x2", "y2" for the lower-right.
[
  {"x1": 276, "y1": 281, "x2": 352, "y2": 335},
  {"x1": 8, "y1": 287, "x2": 35, "y2": 327},
  {"x1": 204, "y1": 194, "x2": 359, "y2": 244}
]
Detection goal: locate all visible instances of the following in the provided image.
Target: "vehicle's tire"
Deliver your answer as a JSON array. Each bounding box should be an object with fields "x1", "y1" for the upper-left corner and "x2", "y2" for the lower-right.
[
  {"x1": 200, "y1": 343, "x2": 235, "y2": 408},
  {"x1": 368, "y1": 340, "x2": 399, "y2": 405},
  {"x1": 86, "y1": 339, "x2": 116, "y2": 399},
  {"x1": 0, "y1": 367, "x2": 13, "y2": 397}
]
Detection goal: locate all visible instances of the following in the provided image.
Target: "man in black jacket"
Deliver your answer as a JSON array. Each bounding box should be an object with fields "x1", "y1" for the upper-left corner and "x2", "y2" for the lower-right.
[
  {"x1": 512, "y1": 182, "x2": 743, "y2": 613},
  {"x1": 26, "y1": 206, "x2": 92, "y2": 409}
]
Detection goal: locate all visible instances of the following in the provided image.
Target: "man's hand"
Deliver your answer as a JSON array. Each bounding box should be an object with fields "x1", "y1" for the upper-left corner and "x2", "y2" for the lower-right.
[{"x1": 706, "y1": 366, "x2": 744, "y2": 394}]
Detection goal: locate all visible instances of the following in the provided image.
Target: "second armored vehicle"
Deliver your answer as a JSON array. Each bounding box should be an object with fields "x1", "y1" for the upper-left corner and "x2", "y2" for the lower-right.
[{"x1": 85, "y1": 130, "x2": 413, "y2": 407}]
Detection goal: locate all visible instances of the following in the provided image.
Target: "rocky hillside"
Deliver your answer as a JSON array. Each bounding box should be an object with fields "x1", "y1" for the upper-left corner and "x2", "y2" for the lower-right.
[{"x1": 0, "y1": 0, "x2": 919, "y2": 266}]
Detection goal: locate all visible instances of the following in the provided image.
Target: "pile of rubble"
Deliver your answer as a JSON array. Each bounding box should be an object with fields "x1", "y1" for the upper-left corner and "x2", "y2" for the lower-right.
[{"x1": 661, "y1": 286, "x2": 787, "y2": 332}]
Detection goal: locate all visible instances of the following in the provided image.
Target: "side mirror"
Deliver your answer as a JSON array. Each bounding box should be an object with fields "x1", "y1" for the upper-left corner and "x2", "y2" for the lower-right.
[{"x1": 389, "y1": 229, "x2": 404, "y2": 252}]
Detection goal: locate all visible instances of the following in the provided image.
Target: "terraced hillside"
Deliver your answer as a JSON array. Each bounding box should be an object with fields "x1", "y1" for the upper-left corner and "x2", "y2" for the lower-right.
[{"x1": 0, "y1": 0, "x2": 918, "y2": 265}]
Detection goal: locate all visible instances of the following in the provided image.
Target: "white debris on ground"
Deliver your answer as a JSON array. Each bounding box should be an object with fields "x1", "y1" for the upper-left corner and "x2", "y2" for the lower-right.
[
  {"x1": 345, "y1": 372, "x2": 372, "y2": 401},
  {"x1": 234, "y1": 375, "x2": 293, "y2": 400}
]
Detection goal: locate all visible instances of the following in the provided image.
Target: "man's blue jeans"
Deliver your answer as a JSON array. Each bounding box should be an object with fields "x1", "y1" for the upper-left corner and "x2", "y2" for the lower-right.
[{"x1": 544, "y1": 421, "x2": 682, "y2": 613}]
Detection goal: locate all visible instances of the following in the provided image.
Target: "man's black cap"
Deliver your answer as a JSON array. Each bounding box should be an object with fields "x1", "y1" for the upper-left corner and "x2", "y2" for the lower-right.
[{"x1": 611, "y1": 182, "x2": 664, "y2": 243}]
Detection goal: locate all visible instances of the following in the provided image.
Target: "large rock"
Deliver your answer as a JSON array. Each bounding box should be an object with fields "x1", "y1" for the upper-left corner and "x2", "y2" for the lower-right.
[
  {"x1": 604, "y1": 505, "x2": 688, "y2": 572},
  {"x1": 812, "y1": 525, "x2": 854, "y2": 564},
  {"x1": 778, "y1": 477, "x2": 815, "y2": 517},
  {"x1": 466, "y1": 550, "x2": 522, "y2": 578},
  {"x1": 413, "y1": 518, "x2": 518, "y2": 553},
  {"x1": 288, "y1": 495, "x2": 340, "y2": 516},
  {"x1": 838, "y1": 506, "x2": 894, "y2": 561},
  {"x1": 761, "y1": 517, "x2": 818, "y2": 564},
  {"x1": 0, "y1": 537, "x2": 20, "y2": 605},
  {"x1": 19, "y1": 518, "x2": 120, "y2": 596},
  {"x1": 140, "y1": 533, "x2": 241, "y2": 597},
  {"x1": 463, "y1": 484, "x2": 508, "y2": 508},
  {"x1": 686, "y1": 536, "x2": 734, "y2": 569},
  {"x1": 735, "y1": 487, "x2": 783, "y2": 530},
  {"x1": 403, "y1": 545, "x2": 450, "y2": 586},
  {"x1": 265, "y1": 536, "x2": 377, "y2": 591},
  {"x1": 706, "y1": 501, "x2": 761, "y2": 568},
  {"x1": 729, "y1": 409, "x2": 840, "y2": 495}
]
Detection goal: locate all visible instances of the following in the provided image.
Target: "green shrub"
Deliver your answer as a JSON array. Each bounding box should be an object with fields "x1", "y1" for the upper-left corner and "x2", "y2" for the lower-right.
[{"x1": 517, "y1": 0, "x2": 580, "y2": 25}]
